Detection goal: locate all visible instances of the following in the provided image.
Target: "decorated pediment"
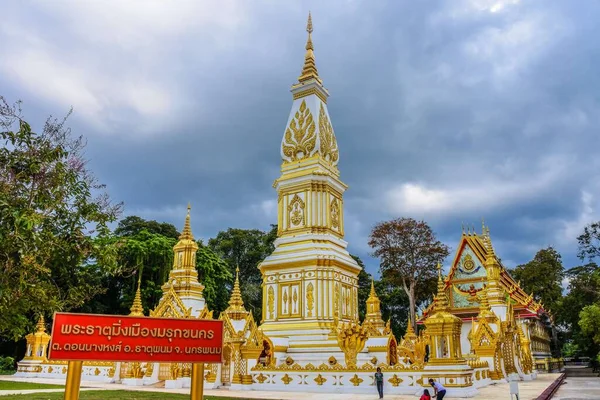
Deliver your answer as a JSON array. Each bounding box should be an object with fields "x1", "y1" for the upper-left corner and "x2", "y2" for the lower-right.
[{"x1": 150, "y1": 286, "x2": 192, "y2": 318}]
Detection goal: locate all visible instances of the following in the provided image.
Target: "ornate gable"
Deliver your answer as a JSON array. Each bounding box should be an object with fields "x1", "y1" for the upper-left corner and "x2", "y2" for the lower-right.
[{"x1": 150, "y1": 286, "x2": 192, "y2": 318}]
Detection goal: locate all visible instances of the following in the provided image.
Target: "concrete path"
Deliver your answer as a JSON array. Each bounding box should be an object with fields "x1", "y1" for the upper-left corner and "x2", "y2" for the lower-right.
[
  {"x1": 0, "y1": 373, "x2": 561, "y2": 399},
  {"x1": 552, "y1": 376, "x2": 600, "y2": 399}
]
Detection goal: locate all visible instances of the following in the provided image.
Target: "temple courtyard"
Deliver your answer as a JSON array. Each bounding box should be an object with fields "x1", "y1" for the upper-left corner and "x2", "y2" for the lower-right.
[{"x1": 3, "y1": 373, "x2": 597, "y2": 399}]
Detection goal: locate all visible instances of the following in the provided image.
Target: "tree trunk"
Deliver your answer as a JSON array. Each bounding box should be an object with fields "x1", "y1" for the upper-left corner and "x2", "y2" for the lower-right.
[{"x1": 409, "y1": 282, "x2": 416, "y2": 332}]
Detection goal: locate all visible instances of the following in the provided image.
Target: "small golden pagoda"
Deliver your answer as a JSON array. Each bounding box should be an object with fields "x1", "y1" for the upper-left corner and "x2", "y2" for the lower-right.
[
  {"x1": 423, "y1": 264, "x2": 465, "y2": 364},
  {"x1": 22, "y1": 315, "x2": 51, "y2": 362},
  {"x1": 363, "y1": 280, "x2": 386, "y2": 335},
  {"x1": 150, "y1": 204, "x2": 209, "y2": 319}
]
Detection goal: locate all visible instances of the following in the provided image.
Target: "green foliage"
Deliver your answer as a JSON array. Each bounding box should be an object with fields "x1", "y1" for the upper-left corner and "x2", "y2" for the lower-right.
[
  {"x1": 197, "y1": 244, "x2": 232, "y2": 313},
  {"x1": 578, "y1": 221, "x2": 600, "y2": 261},
  {"x1": 208, "y1": 225, "x2": 277, "y2": 322},
  {"x1": 511, "y1": 247, "x2": 564, "y2": 313},
  {"x1": 579, "y1": 304, "x2": 600, "y2": 345},
  {"x1": 0, "y1": 356, "x2": 15, "y2": 371},
  {"x1": 561, "y1": 341, "x2": 581, "y2": 358},
  {"x1": 354, "y1": 255, "x2": 372, "y2": 322},
  {"x1": 0, "y1": 97, "x2": 122, "y2": 340},
  {"x1": 115, "y1": 215, "x2": 179, "y2": 240},
  {"x1": 558, "y1": 263, "x2": 600, "y2": 358}
]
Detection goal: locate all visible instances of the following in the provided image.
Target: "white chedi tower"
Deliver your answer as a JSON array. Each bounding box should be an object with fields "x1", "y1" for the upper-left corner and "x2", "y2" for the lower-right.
[{"x1": 258, "y1": 12, "x2": 361, "y2": 347}]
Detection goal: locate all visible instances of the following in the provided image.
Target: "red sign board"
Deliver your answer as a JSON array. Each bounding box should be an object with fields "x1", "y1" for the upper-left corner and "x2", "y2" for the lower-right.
[{"x1": 48, "y1": 313, "x2": 223, "y2": 363}]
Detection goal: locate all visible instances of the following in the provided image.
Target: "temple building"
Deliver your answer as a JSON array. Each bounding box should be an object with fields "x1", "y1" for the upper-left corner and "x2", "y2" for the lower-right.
[
  {"x1": 15, "y1": 13, "x2": 562, "y2": 397},
  {"x1": 419, "y1": 224, "x2": 557, "y2": 379}
]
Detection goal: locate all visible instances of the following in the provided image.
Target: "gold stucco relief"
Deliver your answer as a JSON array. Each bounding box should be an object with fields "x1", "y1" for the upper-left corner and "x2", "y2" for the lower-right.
[
  {"x1": 282, "y1": 100, "x2": 316, "y2": 161},
  {"x1": 318, "y1": 103, "x2": 339, "y2": 164}
]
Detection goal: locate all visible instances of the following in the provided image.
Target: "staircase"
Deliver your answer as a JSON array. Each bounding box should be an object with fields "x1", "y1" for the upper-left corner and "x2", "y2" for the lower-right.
[{"x1": 564, "y1": 365, "x2": 598, "y2": 377}]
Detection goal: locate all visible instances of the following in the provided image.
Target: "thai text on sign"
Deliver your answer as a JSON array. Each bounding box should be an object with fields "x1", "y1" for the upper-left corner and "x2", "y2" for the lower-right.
[{"x1": 48, "y1": 313, "x2": 223, "y2": 363}]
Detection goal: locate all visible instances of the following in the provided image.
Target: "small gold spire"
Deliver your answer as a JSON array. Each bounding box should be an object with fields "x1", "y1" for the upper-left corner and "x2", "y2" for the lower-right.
[
  {"x1": 298, "y1": 12, "x2": 322, "y2": 84},
  {"x1": 129, "y1": 269, "x2": 144, "y2": 317},
  {"x1": 481, "y1": 217, "x2": 485, "y2": 234},
  {"x1": 369, "y1": 278, "x2": 376, "y2": 298},
  {"x1": 36, "y1": 315, "x2": 46, "y2": 333},
  {"x1": 227, "y1": 266, "x2": 245, "y2": 312},
  {"x1": 434, "y1": 263, "x2": 449, "y2": 310},
  {"x1": 405, "y1": 316, "x2": 415, "y2": 336},
  {"x1": 179, "y1": 203, "x2": 194, "y2": 241}
]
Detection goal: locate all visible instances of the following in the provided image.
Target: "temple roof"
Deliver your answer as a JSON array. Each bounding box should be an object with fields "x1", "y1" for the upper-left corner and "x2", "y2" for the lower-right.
[{"x1": 420, "y1": 225, "x2": 547, "y2": 321}]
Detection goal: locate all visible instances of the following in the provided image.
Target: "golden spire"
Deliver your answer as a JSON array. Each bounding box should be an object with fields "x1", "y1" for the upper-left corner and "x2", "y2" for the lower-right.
[
  {"x1": 369, "y1": 278, "x2": 376, "y2": 298},
  {"x1": 405, "y1": 316, "x2": 416, "y2": 338},
  {"x1": 298, "y1": 12, "x2": 322, "y2": 84},
  {"x1": 226, "y1": 266, "x2": 246, "y2": 319},
  {"x1": 36, "y1": 314, "x2": 46, "y2": 333},
  {"x1": 179, "y1": 203, "x2": 194, "y2": 241},
  {"x1": 129, "y1": 270, "x2": 144, "y2": 317},
  {"x1": 434, "y1": 263, "x2": 449, "y2": 310}
]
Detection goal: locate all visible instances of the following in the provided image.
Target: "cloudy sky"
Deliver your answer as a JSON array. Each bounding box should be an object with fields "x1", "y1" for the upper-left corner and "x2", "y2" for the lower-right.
[{"x1": 2, "y1": 0, "x2": 599, "y2": 276}]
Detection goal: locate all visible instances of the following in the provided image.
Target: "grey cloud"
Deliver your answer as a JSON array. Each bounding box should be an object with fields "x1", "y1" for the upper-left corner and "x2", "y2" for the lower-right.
[{"x1": 1, "y1": 0, "x2": 599, "y2": 276}]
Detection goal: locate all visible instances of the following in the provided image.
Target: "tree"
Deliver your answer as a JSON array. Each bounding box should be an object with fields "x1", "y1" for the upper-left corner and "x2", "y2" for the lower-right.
[
  {"x1": 578, "y1": 222, "x2": 600, "y2": 261},
  {"x1": 353, "y1": 255, "x2": 373, "y2": 322},
  {"x1": 115, "y1": 215, "x2": 179, "y2": 240},
  {"x1": 368, "y1": 218, "x2": 450, "y2": 331},
  {"x1": 558, "y1": 263, "x2": 600, "y2": 359},
  {"x1": 511, "y1": 247, "x2": 564, "y2": 313},
  {"x1": 0, "y1": 97, "x2": 122, "y2": 340},
  {"x1": 197, "y1": 244, "x2": 233, "y2": 313},
  {"x1": 208, "y1": 225, "x2": 277, "y2": 322},
  {"x1": 579, "y1": 304, "x2": 600, "y2": 345}
]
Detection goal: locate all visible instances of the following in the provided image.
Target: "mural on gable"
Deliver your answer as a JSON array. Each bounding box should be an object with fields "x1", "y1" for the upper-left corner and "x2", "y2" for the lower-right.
[{"x1": 450, "y1": 244, "x2": 488, "y2": 309}]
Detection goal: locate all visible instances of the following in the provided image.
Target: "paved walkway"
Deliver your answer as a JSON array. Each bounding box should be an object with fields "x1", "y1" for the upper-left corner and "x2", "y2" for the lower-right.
[
  {"x1": 0, "y1": 373, "x2": 561, "y2": 398},
  {"x1": 552, "y1": 376, "x2": 600, "y2": 399}
]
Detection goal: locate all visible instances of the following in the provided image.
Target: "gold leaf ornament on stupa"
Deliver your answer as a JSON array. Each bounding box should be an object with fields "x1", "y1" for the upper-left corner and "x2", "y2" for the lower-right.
[{"x1": 282, "y1": 100, "x2": 316, "y2": 162}]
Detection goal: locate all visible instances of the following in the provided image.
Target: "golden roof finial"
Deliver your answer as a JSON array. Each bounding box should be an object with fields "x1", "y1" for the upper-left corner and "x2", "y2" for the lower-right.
[
  {"x1": 405, "y1": 316, "x2": 415, "y2": 336},
  {"x1": 298, "y1": 11, "x2": 322, "y2": 84},
  {"x1": 129, "y1": 268, "x2": 144, "y2": 317},
  {"x1": 227, "y1": 266, "x2": 245, "y2": 312},
  {"x1": 369, "y1": 278, "x2": 376, "y2": 297},
  {"x1": 179, "y1": 203, "x2": 194, "y2": 241},
  {"x1": 481, "y1": 217, "x2": 485, "y2": 235},
  {"x1": 434, "y1": 263, "x2": 449, "y2": 310},
  {"x1": 36, "y1": 314, "x2": 46, "y2": 333}
]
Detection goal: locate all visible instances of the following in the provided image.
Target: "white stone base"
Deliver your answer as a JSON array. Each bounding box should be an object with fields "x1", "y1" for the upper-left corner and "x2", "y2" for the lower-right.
[
  {"x1": 177, "y1": 377, "x2": 191, "y2": 388},
  {"x1": 121, "y1": 378, "x2": 145, "y2": 386},
  {"x1": 164, "y1": 379, "x2": 183, "y2": 389},
  {"x1": 249, "y1": 370, "x2": 482, "y2": 397}
]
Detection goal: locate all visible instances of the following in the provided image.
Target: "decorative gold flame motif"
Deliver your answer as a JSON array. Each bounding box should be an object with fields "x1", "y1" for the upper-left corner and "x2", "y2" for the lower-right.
[
  {"x1": 267, "y1": 286, "x2": 275, "y2": 319},
  {"x1": 306, "y1": 283, "x2": 314, "y2": 317},
  {"x1": 282, "y1": 100, "x2": 316, "y2": 162},
  {"x1": 288, "y1": 194, "x2": 305, "y2": 226},
  {"x1": 281, "y1": 374, "x2": 293, "y2": 385},
  {"x1": 330, "y1": 198, "x2": 340, "y2": 229},
  {"x1": 318, "y1": 103, "x2": 339, "y2": 164}
]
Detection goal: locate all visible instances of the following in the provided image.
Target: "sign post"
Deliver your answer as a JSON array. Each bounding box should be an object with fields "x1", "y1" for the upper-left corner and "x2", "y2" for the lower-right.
[
  {"x1": 190, "y1": 363, "x2": 205, "y2": 400},
  {"x1": 49, "y1": 312, "x2": 223, "y2": 400},
  {"x1": 64, "y1": 361, "x2": 82, "y2": 400}
]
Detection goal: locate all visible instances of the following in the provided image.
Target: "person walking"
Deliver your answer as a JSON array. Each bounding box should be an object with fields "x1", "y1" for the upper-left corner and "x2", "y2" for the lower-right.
[
  {"x1": 428, "y1": 378, "x2": 447, "y2": 400},
  {"x1": 374, "y1": 367, "x2": 384, "y2": 398}
]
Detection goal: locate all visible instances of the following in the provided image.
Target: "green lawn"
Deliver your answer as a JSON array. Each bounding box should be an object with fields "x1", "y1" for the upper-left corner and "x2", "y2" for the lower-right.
[
  {"x1": 0, "y1": 390, "x2": 260, "y2": 399},
  {"x1": 0, "y1": 380, "x2": 64, "y2": 390}
]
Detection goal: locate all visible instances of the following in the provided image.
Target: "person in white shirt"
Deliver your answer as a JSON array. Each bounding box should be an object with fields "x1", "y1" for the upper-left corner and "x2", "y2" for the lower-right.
[{"x1": 428, "y1": 379, "x2": 447, "y2": 400}]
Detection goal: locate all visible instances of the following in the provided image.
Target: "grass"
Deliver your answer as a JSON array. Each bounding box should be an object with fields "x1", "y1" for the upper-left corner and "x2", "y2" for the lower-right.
[
  {"x1": 0, "y1": 380, "x2": 64, "y2": 390},
  {"x1": 0, "y1": 390, "x2": 262, "y2": 399}
]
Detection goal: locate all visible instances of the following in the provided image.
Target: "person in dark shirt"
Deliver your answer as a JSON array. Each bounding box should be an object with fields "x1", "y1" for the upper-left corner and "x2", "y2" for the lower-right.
[{"x1": 374, "y1": 367, "x2": 384, "y2": 398}]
